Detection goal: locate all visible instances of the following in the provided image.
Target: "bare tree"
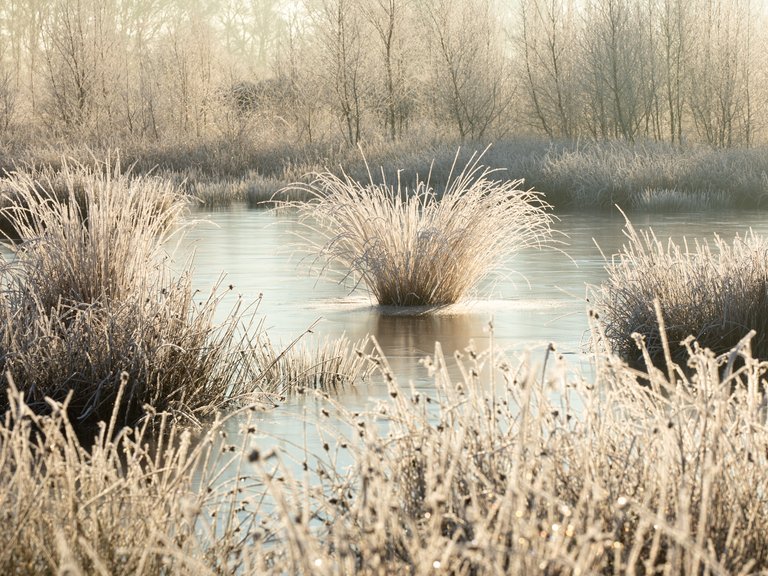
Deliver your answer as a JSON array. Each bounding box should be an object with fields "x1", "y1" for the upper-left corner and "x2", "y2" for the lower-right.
[
  {"x1": 658, "y1": 0, "x2": 689, "y2": 144},
  {"x1": 421, "y1": 0, "x2": 512, "y2": 140},
  {"x1": 579, "y1": 0, "x2": 649, "y2": 141},
  {"x1": 216, "y1": 0, "x2": 285, "y2": 75},
  {"x1": 273, "y1": 9, "x2": 325, "y2": 143},
  {"x1": 360, "y1": 0, "x2": 414, "y2": 141},
  {"x1": 112, "y1": 0, "x2": 168, "y2": 139},
  {"x1": 0, "y1": 14, "x2": 17, "y2": 131},
  {"x1": 517, "y1": 0, "x2": 578, "y2": 138},
  {"x1": 688, "y1": 0, "x2": 753, "y2": 146},
  {"x1": 309, "y1": 0, "x2": 367, "y2": 145},
  {"x1": 39, "y1": 0, "x2": 117, "y2": 134}
]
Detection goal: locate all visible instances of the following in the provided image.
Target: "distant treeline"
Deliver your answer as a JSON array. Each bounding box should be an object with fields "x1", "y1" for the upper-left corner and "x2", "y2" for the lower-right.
[{"x1": 0, "y1": 0, "x2": 764, "y2": 149}]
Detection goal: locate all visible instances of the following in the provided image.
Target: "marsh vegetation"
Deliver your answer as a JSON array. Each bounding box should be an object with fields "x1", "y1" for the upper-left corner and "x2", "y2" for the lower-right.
[
  {"x1": 3, "y1": 321, "x2": 768, "y2": 574},
  {"x1": 0, "y1": 157, "x2": 765, "y2": 574},
  {"x1": 0, "y1": 160, "x2": 374, "y2": 437},
  {"x1": 3, "y1": 0, "x2": 768, "y2": 573},
  {"x1": 592, "y1": 218, "x2": 768, "y2": 377},
  {"x1": 283, "y1": 151, "x2": 554, "y2": 306}
]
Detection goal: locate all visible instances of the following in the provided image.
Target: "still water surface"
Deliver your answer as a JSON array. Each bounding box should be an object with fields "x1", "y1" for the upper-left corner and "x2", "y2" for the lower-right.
[{"x1": 178, "y1": 205, "x2": 768, "y2": 461}]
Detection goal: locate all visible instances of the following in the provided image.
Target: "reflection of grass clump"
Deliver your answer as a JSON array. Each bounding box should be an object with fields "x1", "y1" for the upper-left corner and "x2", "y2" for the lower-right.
[
  {"x1": 283, "y1": 150, "x2": 554, "y2": 306},
  {"x1": 593, "y1": 215, "x2": 768, "y2": 367},
  {"x1": 0, "y1": 159, "x2": 265, "y2": 435}
]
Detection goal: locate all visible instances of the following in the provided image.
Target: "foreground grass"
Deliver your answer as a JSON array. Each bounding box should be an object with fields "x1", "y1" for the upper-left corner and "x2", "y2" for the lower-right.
[
  {"x1": 2, "y1": 324, "x2": 767, "y2": 574},
  {"x1": 592, "y1": 215, "x2": 768, "y2": 367},
  {"x1": 282, "y1": 150, "x2": 554, "y2": 306}
]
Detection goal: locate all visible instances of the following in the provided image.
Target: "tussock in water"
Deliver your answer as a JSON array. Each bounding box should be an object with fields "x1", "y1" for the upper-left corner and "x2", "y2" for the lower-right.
[
  {"x1": 281, "y1": 149, "x2": 554, "y2": 307},
  {"x1": 592, "y1": 213, "x2": 768, "y2": 367},
  {"x1": 0, "y1": 158, "x2": 269, "y2": 436}
]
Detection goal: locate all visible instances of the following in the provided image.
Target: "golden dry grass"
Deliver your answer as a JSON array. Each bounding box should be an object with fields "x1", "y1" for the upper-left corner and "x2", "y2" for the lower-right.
[
  {"x1": 3, "y1": 323, "x2": 768, "y2": 574},
  {"x1": 0, "y1": 159, "x2": 271, "y2": 435},
  {"x1": 282, "y1": 150, "x2": 554, "y2": 306},
  {"x1": 592, "y1": 214, "x2": 768, "y2": 367}
]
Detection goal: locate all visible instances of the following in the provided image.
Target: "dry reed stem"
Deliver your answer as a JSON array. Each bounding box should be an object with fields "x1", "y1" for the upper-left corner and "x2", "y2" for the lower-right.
[{"x1": 253, "y1": 332, "x2": 379, "y2": 395}]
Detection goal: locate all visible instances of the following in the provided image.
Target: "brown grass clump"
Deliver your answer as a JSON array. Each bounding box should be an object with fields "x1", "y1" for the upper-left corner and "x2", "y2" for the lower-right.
[
  {"x1": 591, "y1": 214, "x2": 768, "y2": 367},
  {"x1": 281, "y1": 149, "x2": 554, "y2": 306},
  {"x1": 0, "y1": 159, "x2": 267, "y2": 435}
]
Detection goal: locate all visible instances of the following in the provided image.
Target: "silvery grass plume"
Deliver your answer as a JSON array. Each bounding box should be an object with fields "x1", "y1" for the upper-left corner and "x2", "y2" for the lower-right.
[{"x1": 280, "y1": 148, "x2": 554, "y2": 307}]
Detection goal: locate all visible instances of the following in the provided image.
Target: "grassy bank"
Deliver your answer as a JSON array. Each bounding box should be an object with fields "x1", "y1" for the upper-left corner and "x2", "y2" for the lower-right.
[
  {"x1": 4, "y1": 137, "x2": 768, "y2": 210},
  {"x1": 0, "y1": 137, "x2": 768, "y2": 210},
  {"x1": 2, "y1": 325, "x2": 767, "y2": 574}
]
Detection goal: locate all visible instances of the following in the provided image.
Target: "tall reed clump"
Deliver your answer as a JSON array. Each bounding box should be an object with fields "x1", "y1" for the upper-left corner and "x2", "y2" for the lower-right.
[
  {"x1": 0, "y1": 159, "x2": 267, "y2": 435},
  {"x1": 591, "y1": 215, "x2": 768, "y2": 367},
  {"x1": 282, "y1": 150, "x2": 554, "y2": 306}
]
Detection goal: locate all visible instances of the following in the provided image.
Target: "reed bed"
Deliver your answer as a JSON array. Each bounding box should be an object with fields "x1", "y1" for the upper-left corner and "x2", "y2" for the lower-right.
[
  {"x1": 0, "y1": 160, "x2": 269, "y2": 435},
  {"x1": 254, "y1": 332, "x2": 378, "y2": 395},
  {"x1": 282, "y1": 150, "x2": 554, "y2": 306},
  {"x1": 592, "y1": 215, "x2": 768, "y2": 367},
  {"x1": 249, "y1": 330, "x2": 768, "y2": 574},
  {"x1": 534, "y1": 140, "x2": 768, "y2": 209},
  {"x1": 628, "y1": 187, "x2": 731, "y2": 212},
  {"x1": 3, "y1": 324, "x2": 768, "y2": 574},
  {"x1": 8, "y1": 137, "x2": 768, "y2": 211},
  {"x1": 159, "y1": 169, "x2": 288, "y2": 207}
]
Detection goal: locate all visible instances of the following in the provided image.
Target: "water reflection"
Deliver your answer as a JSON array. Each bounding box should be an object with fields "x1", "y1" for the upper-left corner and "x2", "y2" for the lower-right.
[{"x1": 370, "y1": 311, "x2": 476, "y2": 357}]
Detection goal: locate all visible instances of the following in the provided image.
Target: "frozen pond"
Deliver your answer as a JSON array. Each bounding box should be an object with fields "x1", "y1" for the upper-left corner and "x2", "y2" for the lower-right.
[{"x1": 176, "y1": 205, "x2": 768, "y2": 459}]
